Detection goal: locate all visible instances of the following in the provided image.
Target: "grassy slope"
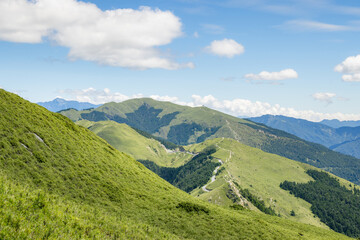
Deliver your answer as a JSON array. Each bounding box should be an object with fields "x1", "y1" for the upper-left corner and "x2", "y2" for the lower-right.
[
  {"x1": 76, "y1": 120, "x2": 192, "y2": 167},
  {"x1": 0, "y1": 172, "x2": 178, "y2": 239},
  {"x1": 60, "y1": 98, "x2": 360, "y2": 185},
  {"x1": 0, "y1": 89, "x2": 350, "y2": 239},
  {"x1": 188, "y1": 138, "x2": 360, "y2": 230}
]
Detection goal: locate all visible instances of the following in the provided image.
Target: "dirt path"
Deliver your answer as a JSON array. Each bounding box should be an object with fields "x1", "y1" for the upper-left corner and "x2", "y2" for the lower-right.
[{"x1": 201, "y1": 159, "x2": 223, "y2": 192}]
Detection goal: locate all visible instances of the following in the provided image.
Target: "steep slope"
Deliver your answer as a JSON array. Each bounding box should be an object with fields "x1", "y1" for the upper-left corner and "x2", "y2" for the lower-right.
[
  {"x1": 60, "y1": 98, "x2": 360, "y2": 184},
  {"x1": 37, "y1": 98, "x2": 101, "y2": 112},
  {"x1": 77, "y1": 120, "x2": 192, "y2": 167},
  {"x1": 0, "y1": 89, "x2": 350, "y2": 239}
]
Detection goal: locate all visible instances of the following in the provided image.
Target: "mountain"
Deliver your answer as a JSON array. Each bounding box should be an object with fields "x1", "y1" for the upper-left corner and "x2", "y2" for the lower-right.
[
  {"x1": 249, "y1": 115, "x2": 360, "y2": 158},
  {"x1": 60, "y1": 98, "x2": 360, "y2": 184},
  {"x1": 249, "y1": 115, "x2": 341, "y2": 147},
  {"x1": 1, "y1": 89, "x2": 349, "y2": 239},
  {"x1": 321, "y1": 119, "x2": 360, "y2": 128},
  {"x1": 332, "y1": 138, "x2": 360, "y2": 159},
  {"x1": 37, "y1": 98, "x2": 101, "y2": 112}
]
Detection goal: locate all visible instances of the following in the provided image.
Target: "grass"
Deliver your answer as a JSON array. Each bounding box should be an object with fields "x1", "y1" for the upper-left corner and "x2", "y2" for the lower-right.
[
  {"x1": 187, "y1": 138, "x2": 354, "y2": 229},
  {"x1": 76, "y1": 120, "x2": 192, "y2": 167},
  {"x1": 0, "y1": 89, "x2": 352, "y2": 239}
]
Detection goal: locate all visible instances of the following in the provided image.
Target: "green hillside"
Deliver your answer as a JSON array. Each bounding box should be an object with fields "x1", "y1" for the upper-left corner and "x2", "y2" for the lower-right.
[
  {"x1": 76, "y1": 120, "x2": 192, "y2": 167},
  {"x1": 60, "y1": 98, "x2": 360, "y2": 184},
  {"x1": 0, "y1": 89, "x2": 351, "y2": 239},
  {"x1": 186, "y1": 138, "x2": 360, "y2": 233}
]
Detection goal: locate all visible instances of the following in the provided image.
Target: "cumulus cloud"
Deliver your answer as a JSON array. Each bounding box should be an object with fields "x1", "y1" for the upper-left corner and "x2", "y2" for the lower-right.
[
  {"x1": 312, "y1": 92, "x2": 336, "y2": 104},
  {"x1": 205, "y1": 39, "x2": 244, "y2": 58},
  {"x1": 59, "y1": 88, "x2": 132, "y2": 104},
  {"x1": 244, "y1": 69, "x2": 298, "y2": 83},
  {"x1": 0, "y1": 0, "x2": 193, "y2": 70},
  {"x1": 190, "y1": 94, "x2": 360, "y2": 122},
  {"x1": 342, "y1": 74, "x2": 360, "y2": 82},
  {"x1": 335, "y1": 54, "x2": 360, "y2": 82},
  {"x1": 58, "y1": 88, "x2": 360, "y2": 121}
]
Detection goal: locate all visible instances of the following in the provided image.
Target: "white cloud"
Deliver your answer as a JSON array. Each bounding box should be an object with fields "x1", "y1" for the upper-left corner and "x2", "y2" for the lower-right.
[
  {"x1": 342, "y1": 73, "x2": 360, "y2": 82},
  {"x1": 335, "y1": 54, "x2": 360, "y2": 82},
  {"x1": 205, "y1": 39, "x2": 244, "y2": 58},
  {"x1": 58, "y1": 88, "x2": 360, "y2": 121},
  {"x1": 190, "y1": 94, "x2": 360, "y2": 122},
  {"x1": 59, "y1": 88, "x2": 131, "y2": 104},
  {"x1": 244, "y1": 69, "x2": 298, "y2": 82},
  {"x1": 335, "y1": 54, "x2": 360, "y2": 73},
  {"x1": 193, "y1": 32, "x2": 199, "y2": 38},
  {"x1": 312, "y1": 92, "x2": 336, "y2": 104},
  {"x1": 0, "y1": 0, "x2": 193, "y2": 70},
  {"x1": 281, "y1": 20, "x2": 354, "y2": 32}
]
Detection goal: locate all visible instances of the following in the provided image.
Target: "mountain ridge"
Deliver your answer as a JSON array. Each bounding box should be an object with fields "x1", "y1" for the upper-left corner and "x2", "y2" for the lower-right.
[{"x1": 61, "y1": 98, "x2": 360, "y2": 184}]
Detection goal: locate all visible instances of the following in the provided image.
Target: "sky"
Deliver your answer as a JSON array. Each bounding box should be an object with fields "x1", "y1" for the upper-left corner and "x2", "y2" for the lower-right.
[{"x1": 1, "y1": 0, "x2": 360, "y2": 121}]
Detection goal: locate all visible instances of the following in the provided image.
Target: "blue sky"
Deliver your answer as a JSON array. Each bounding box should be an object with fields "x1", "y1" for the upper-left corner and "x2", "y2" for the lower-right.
[{"x1": 1, "y1": 0, "x2": 360, "y2": 121}]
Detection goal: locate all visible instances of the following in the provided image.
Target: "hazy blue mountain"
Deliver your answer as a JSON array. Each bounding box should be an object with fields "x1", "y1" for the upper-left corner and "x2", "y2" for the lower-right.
[
  {"x1": 331, "y1": 138, "x2": 360, "y2": 159},
  {"x1": 249, "y1": 115, "x2": 360, "y2": 159},
  {"x1": 37, "y1": 98, "x2": 101, "y2": 112},
  {"x1": 249, "y1": 115, "x2": 344, "y2": 147},
  {"x1": 321, "y1": 119, "x2": 360, "y2": 128}
]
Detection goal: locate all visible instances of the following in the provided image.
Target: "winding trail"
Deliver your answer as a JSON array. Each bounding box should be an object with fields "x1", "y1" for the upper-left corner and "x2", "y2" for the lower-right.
[
  {"x1": 201, "y1": 138, "x2": 228, "y2": 192},
  {"x1": 202, "y1": 159, "x2": 223, "y2": 192}
]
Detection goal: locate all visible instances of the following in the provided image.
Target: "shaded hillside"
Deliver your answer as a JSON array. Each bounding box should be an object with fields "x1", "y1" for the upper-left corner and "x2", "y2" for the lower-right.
[
  {"x1": 0, "y1": 89, "x2": 350, "y2": 239},
  {"x1": 61, "y1": 98, "x2": 360, "y2": 184}
]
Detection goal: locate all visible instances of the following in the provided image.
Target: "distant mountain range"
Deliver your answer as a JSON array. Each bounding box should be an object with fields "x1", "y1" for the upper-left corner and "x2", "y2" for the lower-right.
[
  {"x1": 37, "y1": 98, "x2": 101, "y2": 112},
  {"x1": 320, "y1": 119, "x2": 360, "y2": 128},
  {"x1": 249, "y1": 115, "x2": 360, "y2": 158},
  {"x1": 60, "y1": 98, "x2": 360, "y2": 184}
]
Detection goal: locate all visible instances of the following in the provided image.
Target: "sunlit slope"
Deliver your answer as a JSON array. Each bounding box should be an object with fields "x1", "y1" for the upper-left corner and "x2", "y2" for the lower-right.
[
  {"x1": 188, "y1": 138, "x2": 360, "y2": 229},
  {"x1": 60, "y1": 98, "x2": 360, "y2": 184},
  {"x1": 0, "y1": 173, "x2": 178, "y2": 239},
  {"x1": 76, "y1": 120, "x2": 192, "y2": 167},
  {"x1": 0, "y1": 89, "x2": 351, "y2": 239}
]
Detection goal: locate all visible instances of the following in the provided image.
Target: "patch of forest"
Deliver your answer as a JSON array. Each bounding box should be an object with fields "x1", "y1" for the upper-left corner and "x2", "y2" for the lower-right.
[
  {"x1": 280, "y1": 170, "x2": 360, "y2": 238},
  {"x1": 139, "y1": 146, "x2": 220, "y2": 192}
]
